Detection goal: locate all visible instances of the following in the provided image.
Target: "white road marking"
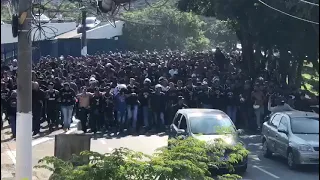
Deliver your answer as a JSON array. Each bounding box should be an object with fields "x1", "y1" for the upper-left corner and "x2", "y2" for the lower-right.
[
  {"x1": 253, "y1": 165, "x2": 280, "y2": 179},
  {"x1": 248, "y1": 154, "x2": 261, "y2": 161}
]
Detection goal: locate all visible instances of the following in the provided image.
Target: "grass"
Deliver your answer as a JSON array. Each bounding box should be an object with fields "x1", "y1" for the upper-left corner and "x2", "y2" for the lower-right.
[{"x1": 301, "y1": 61, "x2": 319, "y2": 96}]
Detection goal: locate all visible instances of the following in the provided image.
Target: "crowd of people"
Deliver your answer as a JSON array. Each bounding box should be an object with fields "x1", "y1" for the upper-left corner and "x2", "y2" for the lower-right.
[{"x1": 1, "y1": 49, "x2": 318, "y2": 138}]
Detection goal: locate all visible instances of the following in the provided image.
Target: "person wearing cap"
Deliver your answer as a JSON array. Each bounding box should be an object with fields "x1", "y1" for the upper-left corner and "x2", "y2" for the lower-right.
[
  {"x1": 151, "y1": 84, "x2": 166, "y2": 131},
  {"x1": 199, "y1": 81, "x2": 213, "y2": 109},
  {"x1": 6, "y1": 90, "x2": 17, "y2": 138},
  {"x1": 102, "y1": 86, "x2": 115, "y2": 131},
  {"x1": 171, "y1": 96, "x2": 188, "y2": 118},
  {"x1": 32, "y1": 81, "x2": 45, "y2": 135},
  {"x1": 115, "y1": 88, "x2": 127, "y2": 132},
  {"x1": 1, "y1": 81, "x2": 10, "y2": 123},
  {"x1": 45, "y1": 82, "x2": 60, "y2": 131},
  {"x1": 89, "y1": 87, "x2": 104, "y2": 134},
  {"x1": 59, "y1": 82, "x2": 76, "y2": 131},
  {"x1": 126, "y1": 78, "x2": 139, "y2": 133}
]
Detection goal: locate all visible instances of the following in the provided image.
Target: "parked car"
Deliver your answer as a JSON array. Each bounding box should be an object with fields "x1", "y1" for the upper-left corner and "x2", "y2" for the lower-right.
[
  {"x1": 33, "y1": 14, "x2": 50, "y2": 23},
  {"x1": 261, "y1": 111, "x2": 319, "y2": 169},
  {"x1": 77, "y1": 17, "x2": 101, "y2": 33},
  {"x1": 168, "y1": 108, "x2": 248, "y2": 173}
]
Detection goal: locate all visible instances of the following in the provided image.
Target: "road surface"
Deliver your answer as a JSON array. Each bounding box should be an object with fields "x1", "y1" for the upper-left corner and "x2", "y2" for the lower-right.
[{"x1": 2, "y1": 122, "x2": 319, "y2": 180}]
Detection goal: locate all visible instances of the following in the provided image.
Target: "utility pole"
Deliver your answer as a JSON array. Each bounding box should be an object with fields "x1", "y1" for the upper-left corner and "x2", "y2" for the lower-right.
[
  {"x1": 16, "y1": 0, "x2": 33, "y2": 178},
  {"x1": 80, "y1": 7, "x2": 87, "y2": 56}
]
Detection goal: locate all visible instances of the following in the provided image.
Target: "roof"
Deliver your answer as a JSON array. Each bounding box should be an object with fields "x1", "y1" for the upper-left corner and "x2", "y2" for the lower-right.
[
  {"x1": 177, "y1": 108, "x2": 228, "y2": 119},
  {"x1": 280, "y1": 111, "x2": 319, "y2": 118}
]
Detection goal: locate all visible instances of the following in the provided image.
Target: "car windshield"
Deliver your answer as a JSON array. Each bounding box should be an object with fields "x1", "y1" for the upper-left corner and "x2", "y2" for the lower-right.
[
  {"x1": 189, "y1": 114, "x2": 235, "y2": 135},
  {"x1": 291, "y1": 117, "x2": 319, "y2": 134},
  {"x1": 86, "y1": 18, "x2": 95, "y2": 24}
]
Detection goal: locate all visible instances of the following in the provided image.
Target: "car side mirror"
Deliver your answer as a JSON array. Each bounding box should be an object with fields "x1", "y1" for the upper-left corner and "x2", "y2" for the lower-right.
[
  {"x1": 278, "y1": 128, "x2": 288, "y2": 135},
  {"x1": 177, "y1": 129, "x2": 186, "y2": 134},
  {"x1": 236, "y1": 129, "x2": 245, "y2": 135}
]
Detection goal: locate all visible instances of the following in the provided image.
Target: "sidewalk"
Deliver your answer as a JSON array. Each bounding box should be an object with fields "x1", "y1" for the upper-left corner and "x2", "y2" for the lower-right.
[{"x1": 1, "y1": 118, "x2": 80, "y2": 180}]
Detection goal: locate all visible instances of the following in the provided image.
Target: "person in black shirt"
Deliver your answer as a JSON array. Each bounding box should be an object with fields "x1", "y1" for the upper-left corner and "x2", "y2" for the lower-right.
[
  {"x1": 6, "y1": 90, "x2": 17, "y2": 138},
  {"x1": 89, "y1": 88, "x2": 104, "y2": 134},
  {"x1": 184, "y1": 79, "x2": 197, "y2": 108},
  {"x1": 102, "y1": 87, "x2": 115, "y2": 131},
  {"x1": 226, "y1": 91, "x2": 239, "y2": 124},
  {"x1": 32, "y1": 82, "x2": 45, "y2": 135},
  {"x1": 172, "y1": 96, "x2": 189, "y2": 115},
  {"x1": 126, "y1": 78, "x2": 139, "y2": 132},
  {"x1": 151, "y1": 84, "x2": 166, "y2": 131},
  {"x1": 199, "y1": 81, "x2": 213, "y2": 108},
  {"x1": 45, "y1": 82, "x2": 60, "y2": 131},
  {"x1": 1, "y1": 81, "x2": 10, "y2": 123},
  {"x1": 59, "y1": 83, "x2": 76, "y2": 131},
  {"x1": 139, "y1": 83, "x2": 153, "y2": 130}
]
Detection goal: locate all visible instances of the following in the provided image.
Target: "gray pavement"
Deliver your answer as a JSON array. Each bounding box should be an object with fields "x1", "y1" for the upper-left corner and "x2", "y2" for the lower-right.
[{"x1": 2, "y1": 120, "x2": 319, "y2": 180}]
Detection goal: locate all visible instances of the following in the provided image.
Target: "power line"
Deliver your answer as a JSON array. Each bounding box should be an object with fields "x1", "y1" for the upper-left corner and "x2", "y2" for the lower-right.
[
  {"x1": 258, "y1": 0, "x2": 319, "y2": 24},
  {"x1": 299, "y1": 0, "x2": 319, "y2": 6}
]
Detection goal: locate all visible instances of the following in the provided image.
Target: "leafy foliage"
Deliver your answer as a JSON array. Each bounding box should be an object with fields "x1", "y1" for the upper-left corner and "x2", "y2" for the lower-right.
[
  {"x1": 122, "y1": 6, "x2": 210, "y2": 51},
  {"x1": 177, "y1": 0, "x2": 319, "y2": 89},
  {"x1": 36, "y1": 137, "x2": 248, "y2": 180}
]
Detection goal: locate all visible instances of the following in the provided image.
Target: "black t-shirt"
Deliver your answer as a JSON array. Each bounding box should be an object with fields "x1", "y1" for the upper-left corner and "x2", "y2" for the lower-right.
[
  {"x1": 1, "y1": 88, "x2": 10, "y2": 105},
  {"x1": 103, "y1": 94, "x2": 114, "y2": 112},
  {"x1": 46, "y1": 89, "x2": 59, "y2": 107},
  {"x1": 59, "y1": 88, "x2": 75, "y2": 106},
  {"x1": 199, "y1": 88, "x2": 213, "y2": 105},
  {"x1": 139, "y1": 88, "x2": 153, "y2": 106},
  {"x1": 90, "y1": 95, "x2": 103, "y2": 113},
  {"x1": 126, "y1": 85, "x2": 139, "y2": 105},
  {"x1": 151, "y1": 92, "x2": 166, "y2": 111},
  {"x1": 167, "y1": 89, "x2": 178, "y2": 105},
  {"x1": 6, "y1": 96, "x2": 17, "y2": 117}
]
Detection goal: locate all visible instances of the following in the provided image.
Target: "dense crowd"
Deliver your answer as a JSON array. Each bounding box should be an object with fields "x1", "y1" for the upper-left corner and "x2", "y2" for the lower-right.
[{"x1": 1, "y1": 49, "x2": 318, "y2": 138}]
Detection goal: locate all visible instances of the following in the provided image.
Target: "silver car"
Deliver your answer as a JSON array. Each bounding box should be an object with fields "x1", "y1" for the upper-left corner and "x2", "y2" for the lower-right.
[
  {"x1": 261, "y1": 111, "x2": 319, "y2": 169},
  {"x1": 168, "y1": 109, "x2": 248, "y2": 173}
]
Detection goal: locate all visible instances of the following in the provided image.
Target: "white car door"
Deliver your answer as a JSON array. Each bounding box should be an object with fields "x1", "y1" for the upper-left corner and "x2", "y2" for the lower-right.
[
  {"x1": 268, "y1": 114, "x2": 282, "y2": 152},
  {"x1": 275, "y1": 116, "x2": 290, "y2": 157}
]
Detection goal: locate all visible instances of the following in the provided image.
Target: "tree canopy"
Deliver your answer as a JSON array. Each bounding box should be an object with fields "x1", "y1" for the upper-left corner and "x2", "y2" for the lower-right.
[
  {"x1": 121, "y1": 6, "x2": 210, "y2": 51},
  {"x1": 177, "y1": 0, "x2": 319, "y2": 87}
]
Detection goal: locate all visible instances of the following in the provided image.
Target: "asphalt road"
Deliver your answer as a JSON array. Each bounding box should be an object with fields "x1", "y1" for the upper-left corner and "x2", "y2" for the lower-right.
[{"x1": 88, "y1": 132, "x2": 319, "y2": 180}]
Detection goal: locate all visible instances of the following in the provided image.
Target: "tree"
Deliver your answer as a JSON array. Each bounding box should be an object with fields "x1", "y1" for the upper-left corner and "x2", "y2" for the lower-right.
[
  {"x1": 121, "y1": 6, "x2": 210, "y2": 51},
  {"x1": 177, "y1": 0, "x2": 319, "y2": 87},
  {"x1": 35, "y1": 137, "x2": 248, "y2": 180}
]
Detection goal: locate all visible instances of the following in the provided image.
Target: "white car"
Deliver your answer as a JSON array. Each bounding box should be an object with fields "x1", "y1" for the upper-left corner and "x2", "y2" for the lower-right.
[
  {"x1": 77, "y1": 17, "x2": 101, "y2": 33},
  {"x1": 33, "y1": 14, "x2": 50, "y2": 23}
]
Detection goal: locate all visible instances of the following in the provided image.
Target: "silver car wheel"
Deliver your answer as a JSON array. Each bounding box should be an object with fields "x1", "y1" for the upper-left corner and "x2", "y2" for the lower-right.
[
  {"x1": 262, "y1": 141, "x2": 272, "y2": 157},
  {"x1": 287, "y1": 152, "x2": 295, "y2": 169}
]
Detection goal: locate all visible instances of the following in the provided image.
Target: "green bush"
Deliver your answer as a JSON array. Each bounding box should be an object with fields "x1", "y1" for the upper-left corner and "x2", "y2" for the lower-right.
[{"x1": 35, "y1": 137, "x2": 248, "y2": 180}]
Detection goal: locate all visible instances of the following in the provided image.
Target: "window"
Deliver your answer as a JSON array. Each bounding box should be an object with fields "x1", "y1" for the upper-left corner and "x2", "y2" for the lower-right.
[
  {"x1": 189, "y1": 115, "x2": 235, "y2": 135},
  {"x1": 291, "y1": 117, "x2": 319, "y2": 134},
  {"x1": 278, "y1": 116, "x2": 289, "y2": 131},
  {"x1": 271, "y1": 114, "x2": 282, "y2": 127},
  {"x1": 179, "y1": 116, "x2": 187, "y2": 130},
  {"x1": 173, "y1": 113, "x2": 181, "y2": 126}
]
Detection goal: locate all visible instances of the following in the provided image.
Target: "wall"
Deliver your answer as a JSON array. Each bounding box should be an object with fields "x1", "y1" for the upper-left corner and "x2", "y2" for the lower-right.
[
  {"x1": 57, "y1": 21, "x2": 124, "y2": 39},
  {"x1": 1, "y1": 22, "x2": 77, "y2": 44}
]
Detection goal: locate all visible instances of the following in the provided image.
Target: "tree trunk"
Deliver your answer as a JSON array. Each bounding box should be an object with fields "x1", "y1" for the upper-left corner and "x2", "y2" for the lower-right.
[
  {"x1": 295, "y1": 59, "x2": 304, "y2": 86},
  {"x1": 236, "y1": 30, "x2": 255, "y2": 78}
]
